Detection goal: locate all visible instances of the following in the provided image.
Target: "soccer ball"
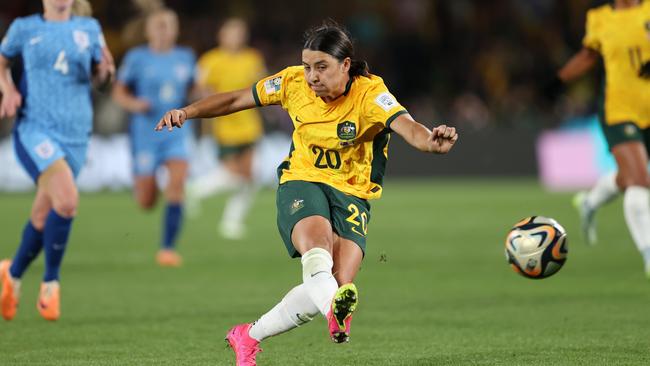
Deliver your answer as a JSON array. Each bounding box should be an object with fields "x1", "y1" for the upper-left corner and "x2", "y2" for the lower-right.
[{"x1": 505, "y1": 216, "x2": 568, "y2": 279}]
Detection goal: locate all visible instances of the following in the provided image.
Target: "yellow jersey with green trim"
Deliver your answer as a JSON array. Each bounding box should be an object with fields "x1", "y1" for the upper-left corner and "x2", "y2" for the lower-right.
[
  {"x1": 583, "y1": 2, "x2": 650, "y2": 127},
  {"x1": 253, "y1": 66, "x2": 408, "y2": 200},
  {"x1": 197, "y1": 47, "x2": 265, "y2": 145}
]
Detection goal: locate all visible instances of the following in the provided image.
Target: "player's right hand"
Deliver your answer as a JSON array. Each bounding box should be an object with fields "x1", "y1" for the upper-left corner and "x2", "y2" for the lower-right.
[
  {"x1": 0, "y1": 89, "x2": 22, "y2": 118},
  {"x1": 155, "y1": 108, "x2": 188, "y2": 131}
]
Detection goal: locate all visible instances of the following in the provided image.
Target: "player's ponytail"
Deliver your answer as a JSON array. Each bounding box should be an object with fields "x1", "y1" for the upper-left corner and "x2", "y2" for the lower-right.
[
  {"x1": 349, "y1": 60, "x2": 369, "y2": 78},
  {"x1": 303, "y1": 20, "x2": 370, "y2": 78},
  {"x1": 72, "y1": 0, "x2": 93, "y2": 16}
]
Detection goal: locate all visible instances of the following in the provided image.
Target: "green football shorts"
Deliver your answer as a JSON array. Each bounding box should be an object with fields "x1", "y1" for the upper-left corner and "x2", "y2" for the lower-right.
[
  {"x1": 217, "y1": 142, "x2": 256, "y2": 160},
  {"x1": 601, "y1": 121, "x2": 650, "y2": 152},
  {"x1": 276, "y1": 180, "x2": 371, "y2": 258}
]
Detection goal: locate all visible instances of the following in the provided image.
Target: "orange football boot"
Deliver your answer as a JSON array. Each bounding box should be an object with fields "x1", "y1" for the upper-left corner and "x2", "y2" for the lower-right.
[
  {"x1": 156, "y1": 249, "x2": 182, "y2": 267},
  {"x1": 0, "y1": 260, "x2": 20, "y2": 321},
  {"x1": 37, "y1": 281, "x2": 60, "y2": 321}
]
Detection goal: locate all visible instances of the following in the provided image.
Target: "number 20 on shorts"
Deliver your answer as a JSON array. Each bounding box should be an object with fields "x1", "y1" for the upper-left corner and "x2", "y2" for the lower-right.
[{"x1": 346, "y1": 203, "x2": 367, "y2": 236}]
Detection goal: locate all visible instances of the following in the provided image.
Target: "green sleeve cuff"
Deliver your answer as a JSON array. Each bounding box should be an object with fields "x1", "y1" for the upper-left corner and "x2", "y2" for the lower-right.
[
  {"x1": 386, "y1": 110, "x2": 408, "y2": 130},
  {"x1": 251, "y1": 82, "x2": 262, "y2": 107}
]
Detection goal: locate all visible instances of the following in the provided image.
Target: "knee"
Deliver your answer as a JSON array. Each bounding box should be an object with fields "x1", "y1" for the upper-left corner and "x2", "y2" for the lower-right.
[
  {"x1": 136, "y1": 195, "x2": 156, "y2": 210},
  {"x1": 30, "y1": 211, "x2": 49, "y2": 230},
  {"x1": 164, "y1": 183, "x2": 185, "y2": 204},
  {"x1": 52, "y1": 194, "x2": 78, "y2": 218}
]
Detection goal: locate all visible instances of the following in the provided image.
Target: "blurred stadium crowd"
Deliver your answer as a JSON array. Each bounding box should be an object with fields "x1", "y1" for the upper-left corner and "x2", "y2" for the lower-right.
[{"x1": 0, "y1": 0, "x2": 606, "y2": 140}]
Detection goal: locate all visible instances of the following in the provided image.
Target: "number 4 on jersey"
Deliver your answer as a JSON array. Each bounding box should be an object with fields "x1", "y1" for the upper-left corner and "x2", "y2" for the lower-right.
[{"x1": 53, "y1": 50, "x2": 69, "y2": 75}]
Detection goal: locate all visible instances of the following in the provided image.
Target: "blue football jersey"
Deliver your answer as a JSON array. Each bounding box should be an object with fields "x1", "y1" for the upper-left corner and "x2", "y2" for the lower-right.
[
  {"x1": 117, "y1": 46, "x2": 196, "y2": 128},
  {"x1": 0, "y1": 15, "x2": 105, "y2": 145}
]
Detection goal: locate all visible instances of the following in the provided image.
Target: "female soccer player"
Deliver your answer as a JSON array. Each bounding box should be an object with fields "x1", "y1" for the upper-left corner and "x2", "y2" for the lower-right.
[
  {"x1": 156, "y1": 23, "x2": 458, "y2": 365},
  {"x1": 187, "y1": 18, "x2": 266, "y2": 240},
  {"x1": 0, "y1": 0, "x2": 114, "y2": 321},
  {"x1": 553, "y1": 0, "x2": 650, "y2": 275},
  {"x1": 112, "y1": 8, "x2": 196, "y2": 267}
]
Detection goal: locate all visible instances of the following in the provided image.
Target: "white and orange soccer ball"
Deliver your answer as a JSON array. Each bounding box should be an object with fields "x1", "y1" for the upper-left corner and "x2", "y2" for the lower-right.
[{"x1": 505, "y1": 216, "x2": 568, "y2": 279}]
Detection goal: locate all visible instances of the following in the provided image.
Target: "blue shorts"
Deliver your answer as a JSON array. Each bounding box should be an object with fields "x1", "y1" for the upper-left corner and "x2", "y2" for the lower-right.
[
  {"x1": 13, "y1": 122, "x2": 88, "y2": 183},
  {"x1": 129, "y1": 122, "x2": 190, "y2": 177}
]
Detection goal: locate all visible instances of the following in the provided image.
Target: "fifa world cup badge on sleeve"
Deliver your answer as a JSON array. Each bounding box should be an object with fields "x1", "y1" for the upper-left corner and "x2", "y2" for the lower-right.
[
  {"x1": 375, "y1": 92, "x2": 397, "y2": 112},
  {"x1": 264, "y1": 77, "x2": 282, "y2": 94}
]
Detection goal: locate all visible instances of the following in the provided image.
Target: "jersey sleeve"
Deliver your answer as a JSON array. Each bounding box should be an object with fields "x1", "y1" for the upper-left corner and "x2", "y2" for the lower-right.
[
  {"x1": 362, "y1": 81, "x2": 408, "y2": 130},
  {"x1": 88, "y1": 18, "x2": 105, "y2": 64},
  {"x1": 582, "y1": 9, "x2": 601, "y2": 52},
  {"x1": 0, "y1": 19, "x2": 25, "y2": 59},
  {"x1": 251, "y1": 67, "x2": 292, "y2": 107},
  {"x1": 117, "y1": 49, "x2": 138, "y2": 86}
]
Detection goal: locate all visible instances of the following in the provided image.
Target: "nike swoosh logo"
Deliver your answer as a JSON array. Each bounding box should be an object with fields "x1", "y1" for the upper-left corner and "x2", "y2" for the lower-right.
[
  {"x1": 295, "y1": 116, "x2": 303, "y2": 123},
  {"x1": 52, "y1": 243, "x2": 65, "y2": 251},
  {"x1": 310, "y1": 270, "x2": 328, "y2": 278},
  {"x1": 39, "y1": 301, "x2": 48, "y2": 309},
  {"x1": 29, "y1": 36, "x2": 43, "y2": 45}
]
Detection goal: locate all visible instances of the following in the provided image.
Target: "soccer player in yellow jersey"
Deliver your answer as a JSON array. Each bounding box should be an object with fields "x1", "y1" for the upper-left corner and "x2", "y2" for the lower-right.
[
  {"x1": 553, "y1": 0, "x2": 650, "y2": 276},
  {"x1": 156, "y1": 23, "x2": 458, "y2": 365},
  {"x1": 188, "y1": 18, "x2": 265, "y2": 239}
]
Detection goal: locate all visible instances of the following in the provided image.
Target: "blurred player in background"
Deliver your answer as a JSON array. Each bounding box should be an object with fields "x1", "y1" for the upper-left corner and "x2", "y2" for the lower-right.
[
  {"x1": 112, "y1": 8, "x2": 196, "y2": 267},
  {"x1": 187, "y1": 18, "x2": 266, "y2": 240},
  {"x1": 156, "y1": 22, "x2": 458, "y2": 365},
  {"x1": 552, "y1": 0, "x2": 650, "y2": 276},
  {"x1": 0, "y1": 0, "x2": 114, "y2": 321}
]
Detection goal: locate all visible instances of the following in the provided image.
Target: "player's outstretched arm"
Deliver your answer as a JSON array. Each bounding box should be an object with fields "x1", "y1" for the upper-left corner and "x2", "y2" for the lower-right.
[
  {"x1": 557, "y1": 47, "x2": 599, "y2": 83},
  {"x1": 0, "y1": 54, "x2": 21, "y2": 118},
  {"x1": 390, "y1": 113, "x2": 458, "y2": 154},
  {"x1": 155, "y1": 87, "x2": 256, "y2": 131},
  {"x1": 543, "y1": 47, "x2": 598, "y2": 100}
]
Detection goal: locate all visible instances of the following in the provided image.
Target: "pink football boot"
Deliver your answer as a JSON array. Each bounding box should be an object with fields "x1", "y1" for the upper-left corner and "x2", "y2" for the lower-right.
[
  {"x1": 225, "y1": 323, "x2": 262, "y2": 365},
  {"x1": 327, "y1": 283, "x2": 358, "y2": 343}
]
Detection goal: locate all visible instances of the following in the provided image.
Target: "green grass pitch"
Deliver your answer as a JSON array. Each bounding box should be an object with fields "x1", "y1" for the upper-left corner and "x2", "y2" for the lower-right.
[{"x1": 1, "y1": 179, "x2": 649, "y2": 365}]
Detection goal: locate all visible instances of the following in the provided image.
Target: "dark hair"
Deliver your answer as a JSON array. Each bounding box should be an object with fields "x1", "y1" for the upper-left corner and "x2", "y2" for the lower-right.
[{"x1": 303, "y1": 21, "x2": 370, "y2": 78}]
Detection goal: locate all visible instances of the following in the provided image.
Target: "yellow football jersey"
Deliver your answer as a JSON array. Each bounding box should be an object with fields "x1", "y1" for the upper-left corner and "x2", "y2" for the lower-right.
[
  {"x1": 253, "y1": 66, "x2": 408, "y2": 200},
  {"x1": 197, "y1": 48, "x2": 265, "y2": 145},
  {"x1": 583, "y1": 1, "x2": 650, "y2": 127}
]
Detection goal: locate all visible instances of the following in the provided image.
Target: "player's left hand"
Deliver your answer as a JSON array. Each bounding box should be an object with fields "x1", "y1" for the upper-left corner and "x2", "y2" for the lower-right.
[
  {"x1": 427, "y1": 125, "x2": 458, "y2": 154},
  {"x1": 155, "y1": 109, "x2": 188, "y2": 131}
]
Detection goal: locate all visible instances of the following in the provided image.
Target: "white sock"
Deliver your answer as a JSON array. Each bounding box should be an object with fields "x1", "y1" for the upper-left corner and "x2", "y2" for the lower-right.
[
  {"x1": 585, "y1": 172, "x2": 620, "y2": 209},
  {"x1": 221, "y1": 182, "x2": 258, "y2": 227},
  {"x1": 188, "y1": 167, "x2": 240, "y2": 199},
  {"x1": 623, "y1": 186, "x2": 650, "y2": 261},
  {"x1": 248, "y1": 284, "x2": 319, "y2": 342},
  {"x1": 301, "y1": 248, "x2": 338, "y2": 316}
]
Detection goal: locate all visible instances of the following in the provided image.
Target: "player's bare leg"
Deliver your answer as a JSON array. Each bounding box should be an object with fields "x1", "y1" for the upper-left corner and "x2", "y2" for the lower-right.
[
  {"x1": 612, "y1": 141, "x2": 650, "y2": 277},
  {"x1": 329, "y1": 234, "x2": 362, "y2": 343},
  {"x1": 133, "y1": 176, "x2": 158, "y2": 210}
]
